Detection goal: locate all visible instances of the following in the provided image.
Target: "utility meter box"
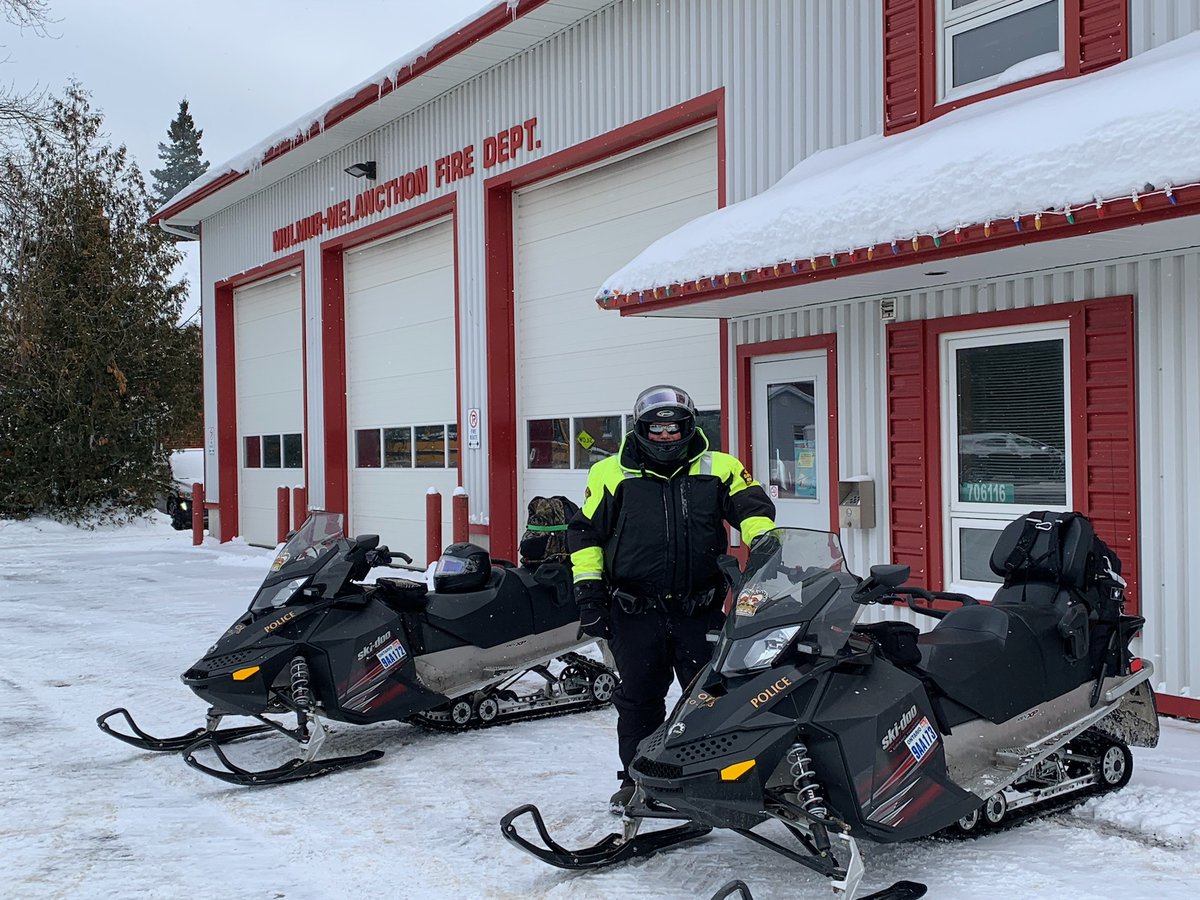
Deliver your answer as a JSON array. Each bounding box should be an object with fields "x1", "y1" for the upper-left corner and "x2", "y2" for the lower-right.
[{"x1": 838, "y1": 478, "x2": 875, "y2": 529}]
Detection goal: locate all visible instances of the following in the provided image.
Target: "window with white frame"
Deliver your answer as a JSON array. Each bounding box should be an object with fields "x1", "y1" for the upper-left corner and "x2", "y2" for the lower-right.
[
  {"x1": 942, "y1": 324, "x2": 1070, "y2": 592},
  {"x1": 939, "y1": 0, "x2": 1064, "y2": 102},
  {"x1": 525, "y1": 410, "x2": 723, "y2": 470}
]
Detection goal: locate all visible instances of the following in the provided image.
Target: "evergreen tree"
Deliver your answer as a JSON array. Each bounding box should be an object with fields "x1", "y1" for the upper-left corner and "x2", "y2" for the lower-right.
[
  {"x1": 150, "y1": 98, "x2": 209, "y2": 208},
  {"x1": 0, "y1": 82, "x2": 194, "y2": 521}
]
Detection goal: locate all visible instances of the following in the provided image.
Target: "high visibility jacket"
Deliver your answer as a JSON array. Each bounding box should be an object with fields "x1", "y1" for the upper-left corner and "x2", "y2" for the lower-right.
[{"x1": 568, "y1": 431, "x2": 776, "y2": 603}]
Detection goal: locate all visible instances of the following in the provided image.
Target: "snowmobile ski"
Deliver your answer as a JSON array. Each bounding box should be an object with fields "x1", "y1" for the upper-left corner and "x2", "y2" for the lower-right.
[
  {"x1": 499, "y1": 803, "x2": 711, "y2": 870},
  {"x1": 96, "y1": 707, "x2": 272, "y2": 752},
  {"x1": 709, "y1": 878, "x2": 926, "y2": 900},
  {"x1": 181, "y1": 733, "x2": 384, "y2": 787}
]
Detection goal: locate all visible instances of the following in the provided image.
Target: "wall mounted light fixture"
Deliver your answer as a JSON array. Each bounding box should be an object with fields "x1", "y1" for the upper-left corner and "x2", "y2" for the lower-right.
[{"x1": 344, "y1": 161, "x2": 377, "y2": 180}]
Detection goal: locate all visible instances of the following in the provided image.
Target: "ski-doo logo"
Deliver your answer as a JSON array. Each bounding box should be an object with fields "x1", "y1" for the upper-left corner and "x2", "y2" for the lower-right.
[
  {"x1": 357, "y1": 631, "x2": 393, "y2": 661},
  {"x1": 263, "y1": 610, "x2": 298, "y2": 633},
  {"x1": 669, "y1": 722, "x2": 686, "y2": 737},
  {"x1": 881, "y1": 704, "x2": 918, "y2": 749},
  {"x1": 750, "y1": 676, "x2": 792, "y2": 709}
]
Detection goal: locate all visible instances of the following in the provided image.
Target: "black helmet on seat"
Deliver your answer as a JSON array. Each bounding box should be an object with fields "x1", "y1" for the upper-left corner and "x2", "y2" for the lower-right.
[
  {"x1": 632, "y1": 384, "x2": 697, "y2": 465},
  {"x1": 434, "y1": 542, "x2": 492, "y2": 593}
]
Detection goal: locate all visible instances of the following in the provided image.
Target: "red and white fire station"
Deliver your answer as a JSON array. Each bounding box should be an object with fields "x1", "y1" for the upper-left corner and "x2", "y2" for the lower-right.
[{"x1": 156, "y1": 0, "x2": 1200, "y2": 716}]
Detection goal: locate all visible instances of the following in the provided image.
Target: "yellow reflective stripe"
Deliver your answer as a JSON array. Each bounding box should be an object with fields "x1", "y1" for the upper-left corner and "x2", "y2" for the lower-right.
[
  {"x1": 739, "y1": 516, "x2": 775, "y2": 546},
  {"x1": 571, "y1": 548, "x2": 604, "y2": 582}
]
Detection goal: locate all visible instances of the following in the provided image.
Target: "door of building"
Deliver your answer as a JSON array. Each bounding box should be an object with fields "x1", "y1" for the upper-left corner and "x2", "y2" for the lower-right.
[{"x1": 750, "y1": 353, "x2": 831, "y2": 530}]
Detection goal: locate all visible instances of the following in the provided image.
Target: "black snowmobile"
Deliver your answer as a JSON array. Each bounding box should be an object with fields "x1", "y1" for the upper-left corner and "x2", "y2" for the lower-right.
[
  {"x1": 501, "y1": 512, "x2": 1159, "y2": 899},
  {"x1": 99, "y1": 511, "x2": 617, "y2": 786}
]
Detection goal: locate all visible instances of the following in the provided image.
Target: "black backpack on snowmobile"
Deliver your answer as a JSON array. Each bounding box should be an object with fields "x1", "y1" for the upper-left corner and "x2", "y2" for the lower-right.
[
  {"x1": 98, "y1": 511, "x2": 617, "y2": 786},
  {"x1": 501, "y1": 513, "x2": 1158, "y2": 900}
]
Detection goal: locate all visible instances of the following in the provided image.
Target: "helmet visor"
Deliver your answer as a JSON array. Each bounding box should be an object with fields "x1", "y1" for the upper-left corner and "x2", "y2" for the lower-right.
[{"x1": 634, "y1": 386, "x2": 694, "y2": 422}]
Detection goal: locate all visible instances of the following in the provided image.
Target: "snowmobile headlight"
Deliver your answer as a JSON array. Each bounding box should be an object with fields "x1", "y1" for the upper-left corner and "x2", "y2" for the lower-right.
[
  {"x1": 264, "y1": 576, "x2": 311, "y2": 608},
  {"x1": 720, "y1": 625, "x2": 801, "y2": 675}
]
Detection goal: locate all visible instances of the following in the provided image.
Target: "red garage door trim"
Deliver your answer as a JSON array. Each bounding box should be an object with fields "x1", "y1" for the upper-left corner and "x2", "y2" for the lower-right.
[
  {"x1": 212, "y1": 250, "x2": 307, "y2": 541},
  {"x1": 886, "y1": 295, "x2": 1139, "y2": 612},
  {"x1": 319, "y1": 193, "x2": 460, "y2": 527},
  {"x1": 483, "y1": 88, "x2": 727, "y2": 560}
]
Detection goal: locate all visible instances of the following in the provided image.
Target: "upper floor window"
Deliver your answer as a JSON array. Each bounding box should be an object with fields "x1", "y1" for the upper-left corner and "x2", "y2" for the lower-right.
[{"x1": 939, "y1": 0, "x2": 1064, "y2": 102}]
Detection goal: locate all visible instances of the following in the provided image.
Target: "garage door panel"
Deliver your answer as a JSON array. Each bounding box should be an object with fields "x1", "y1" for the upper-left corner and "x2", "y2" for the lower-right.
[
  {"x1": 235, "y1": 273, "x2": 304, "y2": 547},
  {"x1": 344, "y1": 219, "x2": 457, "y2": 553},
  {"x1": 514, "y1": 129, "x2": 720, "y2": 511}
]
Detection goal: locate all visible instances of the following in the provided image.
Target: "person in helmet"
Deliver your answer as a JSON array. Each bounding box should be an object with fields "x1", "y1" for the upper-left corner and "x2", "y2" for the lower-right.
[{"x1": 568, "y1": 384, "x2": 776, "y2": 814}]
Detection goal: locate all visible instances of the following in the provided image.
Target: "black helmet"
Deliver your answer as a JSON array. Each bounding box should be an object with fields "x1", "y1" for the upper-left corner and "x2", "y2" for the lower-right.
[
  {"x1": 632, "y1": 384, "x2": 697, "y2": 465},
  {"x1": 434, "y1": 542, "x2": 492, "y2": 593}
]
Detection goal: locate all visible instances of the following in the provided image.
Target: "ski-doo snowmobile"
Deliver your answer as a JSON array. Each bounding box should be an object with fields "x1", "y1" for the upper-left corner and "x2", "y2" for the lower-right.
[
  {"x1": 501, "y1": 513, "x2": 1158, "y2": 899},
  {"x1": 99, "y1": 511, "x2": 617, "y2": 786}
]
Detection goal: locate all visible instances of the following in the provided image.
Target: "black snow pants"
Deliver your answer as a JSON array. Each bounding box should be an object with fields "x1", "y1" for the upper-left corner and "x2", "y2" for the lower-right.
[{"x1": 608, "y1": 600, "x2": 725, "y2": 775}]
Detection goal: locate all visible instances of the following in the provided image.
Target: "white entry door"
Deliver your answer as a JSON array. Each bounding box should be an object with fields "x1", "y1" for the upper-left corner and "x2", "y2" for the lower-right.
[{"x1": 751, "y1": 354, "x2": 831, "y2": 530}]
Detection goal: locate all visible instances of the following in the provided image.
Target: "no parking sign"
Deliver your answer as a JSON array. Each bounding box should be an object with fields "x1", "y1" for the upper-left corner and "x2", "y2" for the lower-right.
[{"x1": 467, "y1": 408, "x2": 481, "y2": 450}]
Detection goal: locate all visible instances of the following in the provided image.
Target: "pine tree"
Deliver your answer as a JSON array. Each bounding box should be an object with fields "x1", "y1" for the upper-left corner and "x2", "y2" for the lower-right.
[
  {"x1": 150, "y1": 98, "x2": 209, "y2": 208},
  {"x1": 0, "y1": 82, "x2": 194, "y2": 521}
]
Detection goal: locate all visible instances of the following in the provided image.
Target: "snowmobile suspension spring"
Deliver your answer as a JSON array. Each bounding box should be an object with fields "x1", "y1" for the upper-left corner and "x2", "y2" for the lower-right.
[
  {"x1": 787, "y1": 742, "x2": 828, "y2": 819},
  {"x1": 289, "y1": 655, "x2": 313, "y2": 711}
]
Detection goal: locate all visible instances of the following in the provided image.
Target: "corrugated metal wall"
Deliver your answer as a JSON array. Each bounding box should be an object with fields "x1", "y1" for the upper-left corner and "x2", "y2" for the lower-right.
[
  {"x1": 199, "y1": 0, "x2": 884, "y2": 518},
  {"x1": 1130, "y1": 0, "x2": 1200, "y2": 53},
  {"x1": 732, "y1": 247, "x2": 1200, "y2": 702}
]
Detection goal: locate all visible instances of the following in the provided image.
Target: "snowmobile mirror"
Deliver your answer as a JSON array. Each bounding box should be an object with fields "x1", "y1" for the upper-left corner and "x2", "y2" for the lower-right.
[
  {"x1": 853, "y1": 564, "x2": 910, "y2": 604},
  {"x1": 353, "y1": 534, "x2": 380, "y2": 552}
]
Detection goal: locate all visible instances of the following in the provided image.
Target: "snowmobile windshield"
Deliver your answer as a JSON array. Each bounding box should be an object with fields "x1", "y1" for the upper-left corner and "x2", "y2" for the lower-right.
[
  {"x1": 716, "y1": 528, "x2": 859, "y2": 675},
  {"x1": 249, "y1": 512, "x2": 346, "y2": 612}
]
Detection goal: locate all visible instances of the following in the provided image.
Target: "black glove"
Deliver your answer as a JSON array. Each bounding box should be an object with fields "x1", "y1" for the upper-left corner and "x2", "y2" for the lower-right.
[
  {"x1": 746, "y1": 532, "x2": 783, "y2": 577},
  {"x1": 575, "y1": 581, "x2": 612, "y2": 640}
]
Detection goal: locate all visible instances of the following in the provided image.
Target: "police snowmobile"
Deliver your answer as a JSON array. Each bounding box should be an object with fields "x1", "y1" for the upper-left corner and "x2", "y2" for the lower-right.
[
  {"x1": 99, "y1": 511, "x2": 617, "y2": 786},
  {"x1": 501, "y1": 514, "x2": 1158, "y2": 899}
]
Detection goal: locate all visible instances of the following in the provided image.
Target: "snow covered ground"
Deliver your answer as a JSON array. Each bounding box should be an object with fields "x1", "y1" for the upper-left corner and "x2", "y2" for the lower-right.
[{"x1": 1, "y1": 516, "x2": 1198, "y2": 899}]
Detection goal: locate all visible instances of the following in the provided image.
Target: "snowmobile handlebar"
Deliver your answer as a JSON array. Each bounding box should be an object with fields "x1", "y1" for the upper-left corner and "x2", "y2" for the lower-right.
[{"x1": 885, "y1": 586, "x2": 980, "y2": 619}]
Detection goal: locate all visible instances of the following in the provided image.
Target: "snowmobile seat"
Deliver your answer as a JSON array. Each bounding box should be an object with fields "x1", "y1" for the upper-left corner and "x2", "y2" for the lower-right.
[{"x1": 374, "y1": 577, "x2": 429, "y2": 612}]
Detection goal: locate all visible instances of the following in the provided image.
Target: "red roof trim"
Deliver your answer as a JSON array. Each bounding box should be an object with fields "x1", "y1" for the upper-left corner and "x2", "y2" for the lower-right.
[
  {"x1": 153, "y1": 0, "x2": 555, "y2": 225},
  {"x1": 607, "y1": 185, "x2": 1200, "y2": 314}
]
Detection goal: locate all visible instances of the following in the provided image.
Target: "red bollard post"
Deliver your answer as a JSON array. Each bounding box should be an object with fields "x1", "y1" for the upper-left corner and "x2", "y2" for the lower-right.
[
  {"x1": 191, "y1": 482, "x2": 204, "y2": 546},
  {"x1": 276, "y1": 486, "x2": 291, "y2": 545},
  {"x1": 292, "y1": 486, "x2": 308, "y2": 531},
  {"x1": 426, "y1": 489, "x2": 443, "y2": 566},
  {"x1": 452, "y1": 488, "x2": 469, "y2": 544}
]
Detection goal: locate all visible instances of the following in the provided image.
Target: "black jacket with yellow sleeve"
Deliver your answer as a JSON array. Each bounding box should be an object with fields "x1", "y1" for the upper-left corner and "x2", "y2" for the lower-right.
[{"x1": 567, "y1": 430, "x2": 776, "y2": 605}]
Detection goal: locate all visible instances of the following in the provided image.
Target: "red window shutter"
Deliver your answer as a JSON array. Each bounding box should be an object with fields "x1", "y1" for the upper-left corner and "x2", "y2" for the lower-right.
[
  {"x1": 883, "y1": 0, "x2": 924, "y2": 134},
  {"x1": 1075, "y1": 0, "x2": 1128, "y2": 74},
  {"x1": 1076, "y1": 296, "x2": 1139, "y2": 612},
  {"x1": 886, "y1": 320, "x2": 931, "y2": 586}
]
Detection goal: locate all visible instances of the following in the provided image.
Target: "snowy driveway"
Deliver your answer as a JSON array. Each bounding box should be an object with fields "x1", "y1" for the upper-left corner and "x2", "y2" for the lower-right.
[{"x1": 1, "y1": 517, "x2": 1198, "y2": 899}]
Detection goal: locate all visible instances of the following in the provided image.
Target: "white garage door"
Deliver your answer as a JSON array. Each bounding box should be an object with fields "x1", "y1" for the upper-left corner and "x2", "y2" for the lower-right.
[
  {"x1": 345, "y1": 219, "x2": 457, "y2": 558},
  {"x1": 235, "y1": 272, "x2": 304, "y2": 547},
  {"x1": 515, "y1": 128, "x2": 721, "y2": 512}
]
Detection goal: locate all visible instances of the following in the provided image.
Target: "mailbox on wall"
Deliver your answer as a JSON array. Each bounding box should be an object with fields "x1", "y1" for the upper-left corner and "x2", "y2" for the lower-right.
[{"x1": 838, "y1": 477, "x2": 875, "y2": 530}]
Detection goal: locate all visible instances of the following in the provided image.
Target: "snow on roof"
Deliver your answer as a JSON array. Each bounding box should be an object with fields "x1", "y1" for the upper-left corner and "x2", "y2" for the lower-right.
[
  {"x1": 156, "y1": 0, "x2": 517, "y2": 216},
  {"x1": 599, "y1": 31, "x2": 1200, "y2": 301}
]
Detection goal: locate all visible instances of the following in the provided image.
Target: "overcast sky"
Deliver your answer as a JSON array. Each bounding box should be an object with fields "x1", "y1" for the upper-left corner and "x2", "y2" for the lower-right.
[{"x1": 6, "y1": 0, "x2": 492, "y2": 318}]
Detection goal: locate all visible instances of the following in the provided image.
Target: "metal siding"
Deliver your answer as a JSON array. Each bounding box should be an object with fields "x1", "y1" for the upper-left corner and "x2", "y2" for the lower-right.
[
  {"x1": 1129, "y1": 0, "x2": 1200, "y2": 54},
  {"x1": 733, "y1": 247, "x2": 1200, "y2": 702},
  {"x1": 197, "y1": 0, "x2": 883, "y2": 523}
]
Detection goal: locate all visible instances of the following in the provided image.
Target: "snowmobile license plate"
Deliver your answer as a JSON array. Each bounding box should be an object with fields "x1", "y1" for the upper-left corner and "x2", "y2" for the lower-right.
[
  {"x1": 904, "y1": 717, "x2": 938, "y2": 763},
  {"x1": 377, "y1": 640, "x2": 408, "y2": 669}
]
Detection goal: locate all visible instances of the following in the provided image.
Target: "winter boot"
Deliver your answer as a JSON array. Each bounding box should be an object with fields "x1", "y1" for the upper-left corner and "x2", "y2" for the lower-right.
[{"x1": 609, "y1": 771, "x2": 635, "y2": 815}]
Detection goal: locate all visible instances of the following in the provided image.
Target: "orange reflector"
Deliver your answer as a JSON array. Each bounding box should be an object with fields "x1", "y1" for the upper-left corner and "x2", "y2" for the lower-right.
[
  {"x1": 232, "y1": 666, "x2": 260, "y2": 681},
  {"x1": 719, "y1": 759, "x2": 756, "y2": 781}
]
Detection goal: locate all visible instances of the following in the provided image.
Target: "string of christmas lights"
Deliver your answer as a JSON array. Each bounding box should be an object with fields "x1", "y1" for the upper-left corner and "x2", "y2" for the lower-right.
[{"x1": 597, "y1": 179, "x2": 1200, "y2": 308}]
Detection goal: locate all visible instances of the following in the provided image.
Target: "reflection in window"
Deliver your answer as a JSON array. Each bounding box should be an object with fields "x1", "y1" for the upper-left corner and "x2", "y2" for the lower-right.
[
  {"x1": 959, "y1": 527, "x2": 1005, "y2": 584},
  {"x1": 956, "y1": 339, "x2": 1065, "y2": 505},
  {"x1": 263, "y1": 434, "x2": 282, "y2": 468},
  {"x1": 283, "y1": 433, "x2": 303, "y2": 469},
  {"x1": 383, "y1": 427, "x2": 412, "y2": 468},
  {"x1": 528, "y1": 418, "x2": 570, "y2": 469},
  {"x1": 766, "y1": 381, "x2": 818, "y2": 500},
  {"x1": 415, "y1": 425, "x2": 446, "y2": 468},
  {"x1": 355, "y1": 429, "x2": 381, "y2": 468},
  {"x1": 696, "y1": 409, "x2": 722, "y2": 451},
  {"x1": 244, "y1": 436, "x2": 261, "y2": 469},
  {"x1": 447, "y1": 423, "x2": 458, "y2": 468},
  {"x1": 573, "y1": 415, "x2": 622, "y2": 469}
]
